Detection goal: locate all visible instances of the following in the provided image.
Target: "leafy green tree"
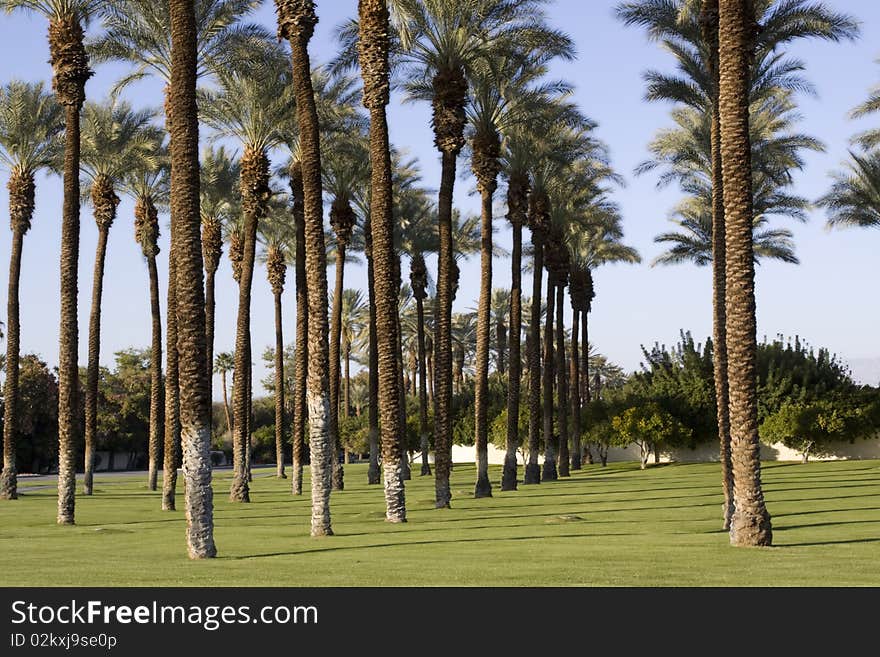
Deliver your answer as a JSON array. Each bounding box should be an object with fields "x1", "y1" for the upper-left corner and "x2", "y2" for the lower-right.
[{"x1": 611, "y1": 402, "x2": 692, "y2": 469}]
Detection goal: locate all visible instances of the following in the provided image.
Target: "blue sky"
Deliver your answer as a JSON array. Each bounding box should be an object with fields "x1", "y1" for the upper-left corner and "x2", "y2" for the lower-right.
[{"x1": 1, "y1": 0, "x2": 879, "y2": 399}]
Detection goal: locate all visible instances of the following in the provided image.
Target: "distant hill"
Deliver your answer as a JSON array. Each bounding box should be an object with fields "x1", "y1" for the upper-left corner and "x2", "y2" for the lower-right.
[{"x1": 845, "y1": 357, "x2": 880, "y2": 387}]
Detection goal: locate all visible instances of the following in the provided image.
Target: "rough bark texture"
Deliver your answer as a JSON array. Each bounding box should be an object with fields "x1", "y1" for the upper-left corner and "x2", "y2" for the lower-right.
[
  {"x1": 569, "y1": 302, "x2": 581, "y2": 471},
  {"x1": 169, "y1": 0, "x2": 217, "y2": 558},
  {"x1": 290, "y1": 162, "x2": 306, "y2": 495},
  {"x1": 365, "y1": 217, "x2": 381, "y2": 485},
  {"x1": 50, "y1": 15, "x2": 91, "y2": 525},
  {"x1": 501, "y1": 173, "x2": 526, "y2": 490},
  {"x1": 410, "y1": 253, "x2": 431, "y2": 476},
  {"x1": 702, "y1": 0, "x2": 735, "y2": 531},
  {"x1": 267, "y1": 246, "x2": 287, "y2": 479},
  {"x1": 472, "y1": 131, "x2": 499, "y2": 499},
  {"x1": 278, "y1": 0, "x2": 334, "y2": 535},
  {"x1": 202, "y1": 215, "x2": 222, "y2": 390},
  {"x1": 718, "y1": 0, "x2": 772, "y2": 547},
  {"x1": 230, "y1": 146, "x2": 269, "y2": 503},
  {"x1": 358, "y1": 2, "x2": 406, "y2": 519},
  {"x1": 84, "y1": 175, "x2": 119, "y2": 495},
  {"x1": 136, "y1": 197, "x2": 164, "y2": 492},
  {"x1": 541, "y1": 276, "x2": 557, "y2": 482},
  {"x1": 330, "y1": 198, "x2": 354, "y2": 491},
  {"x1": 1, "y1": 171, "x2": 34, "y2": 500},
  {"x1": 555, "y1": 279, "x2": 569, "y2": 478},
  {"x1": 581, "y1": 269, "x2": 595, "y2": 464},
  {"x1": 163, "y1": 247, "x2": 180, "y2": 511}
]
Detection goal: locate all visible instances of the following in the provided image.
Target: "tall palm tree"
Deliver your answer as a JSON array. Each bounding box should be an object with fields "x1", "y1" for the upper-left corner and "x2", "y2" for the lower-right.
[
  {"x1": 200, "y1": 145, "x2": 240, "y2": 398},
  {"x1": 717, "y1": 0, "x2": 770, "y2": 547},
  {"x1": 619, "y1": 0, "x2": 857, "y2": 533},
  {"x1": 0, "y1": 80, "x2": 62, "y2": 500},
  {"x1": 118, "y1": 136, "x2": 169, "y2": 492},
  {"x1": 214, "y1": 351, "x2": 235, "y2": 438},
  {"x1": 389, "y1": 0, "x2": 562, "y2": 507},
  {"x1": 80, "y1": 99, "x2": 160, "y2": 495},
  {"x1": 324, "y1": 129, "x2": 369, "y2": 491},
  {"x1": 200, "y1": 49, "x2": 292, "y2": 503},
  {"x1": 1, "y1": 0, "x2": 101, "y2": 525},
  {"x1": 168, "y1": 0, "x2": 216, "y2": 559},
  {"x1": 276, "y1": 0, "x2": 334, "y2": 536},
  {"x1": 354, "y1": 0, "x2": 408, "y2": 517},
  {"x1": 340, "y1": 288, "x2": 367, "y2": 423},
  {"x1": 258, "y1": 202, "x2": 294, "y2": 479}
]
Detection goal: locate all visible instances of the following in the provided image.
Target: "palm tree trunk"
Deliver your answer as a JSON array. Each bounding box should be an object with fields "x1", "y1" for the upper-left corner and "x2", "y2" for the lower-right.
[
  {"x1": 433, "y1": 150, "x2": 456, "y2": 508},
  {"x1": 221, "y1": 370, "x2": 232, "y2": 436},
  {"x1": 473, "y1": 187, "x2": 493, "y2": 498},
  {"x1": 581, "y1": 301, "x2": 593, "y2": 465},
  {"x1": 290, "y1": 162, "x2": 306, "y2": 496},
  {"x1": 501, "y1": 211, "x2": 522, "y2": 491},
  {"x1": 397, "y1": 312, "x2": 410, "y2": 482},
  {"x1": 416, "y1": 293, "x2": 431, "y2": 476},
  {"x1": 330, "y1": 242, "x2": 345, "y2": 491},
  {"x1": 274, "y1": 290, "x2": 286, "y2": 478},
  {"x1": 50, "y1": 15, "x2": 90, "y2": 526},
  {"x1": 83, "y1": 225, "x2": 110, "y2": 496},
  {"x1": 169, "y1": 0, "x2": 216, "y2": 558},
  {"x1": 205, "y1": 267, "x2": 216, "y2": 402},
  {"x1": 556, "y1": 281, "x2": 569, "y2": 478},
  {"x1": 569, "y1": 305, "x2": 581, "y2": 471},
  {"x1": 344, "y1": 343, "x2": 351, "y2": 419},
  {"x1": 365, "y1": 219, "x2": 380, "y2": 485},
  {"x1": 524, "y1": 232, "x2": 543, "y2": 485},
  {"x1": 718, "y1": 0, "x2": 772, "y2": 547},
  {"x1": 426, "y1": 342, "x2": 434, "y2": 404},
  {"x1": 0, "y1": 222, "x2": 26, "y2": 500},
  {"x1": 163, "y1": 249, "x2": 180, "y2": 511},
  {"x1": 247, "y1": 363, "x2": 253, "y2": 482},
  {"x1": 147, "y1": 253, "x2": 163, "y2": 491},
  {"x1": 541, "y1": 277, "x2": 557, "y2": 481},
  {"x1": 282, "y1": 5, "x2": 334, "y2": 535},
  {"x1": 56, "y1": 102, "x2": 82, "y2": 525},
  {"x1": 703, "y1": 0, "x2": 735, "y2": 530},
  {"x1": 230, "y1": 146, "x2": 267, "y2": 504}
]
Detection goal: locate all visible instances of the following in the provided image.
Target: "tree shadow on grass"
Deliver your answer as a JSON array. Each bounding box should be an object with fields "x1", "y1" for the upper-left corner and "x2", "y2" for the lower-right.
[
  {"x1": 779, "y1": 536, "x2": 880, "y2": 547},
  {"x1": 225, "y1": 531, "x2": 641, "y2": 560}
]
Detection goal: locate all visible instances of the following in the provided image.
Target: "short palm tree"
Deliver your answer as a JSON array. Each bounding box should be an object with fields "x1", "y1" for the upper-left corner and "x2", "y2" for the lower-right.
[
  {"x1": 168, "y1": 0, "x2": 217, "y2": 559},
  {"x1": 258, "y1": 199, "x2": 295, "y2": 479},
  {"x1": 1, "y1": 0, "x2": 102, "y2": 525},
  {"x1": 79, "y1": 99, "x2": 160, "y2": 496},
  {"x1": 117, "y1": 136, "x2": 169, "y2": 492},
  {"x1": 200, "y1": 47, "x2": 293, "y2": 503},
  {"x1": 489, "y1": 288, "x2": 510, "y2": 376},
  {"x1": 340, "y1": 288, "x2": 367, "y2": 424},
  {"x1": 276, "y1": 0, "x2": 335, "y2": 536},
  {"x1": 200, "y1": 145, "x2": 240, "y2": 401},
  {"x1": 0, "y1": 80, "x2": 62, "y2": 500},
  {"x1": 214, "y1": 351, "x2": 235, "y2": 439}
]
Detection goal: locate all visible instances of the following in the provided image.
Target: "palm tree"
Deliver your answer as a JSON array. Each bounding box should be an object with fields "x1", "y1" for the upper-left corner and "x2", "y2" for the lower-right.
[
  {"x1": 117, "y1": 136, "x2": 169, "y2": 492},
  {"x1": 258, "y1": 201, "x2": 295, "y2": 479},
  {"x1": 399, "y1": 190, "x2": 437, "y2": 476},
  {"x1": 214, "y1": 351, "x2": 235, "y2": 438},
  {"x1": 389, "y1": 0, "x2": 562, "y2": 508},
  {"x1": 168, "y1": 0, "x2": 216, "y2": 559},
  {"x1": 276, "y1": 0, "x2": 334, "y2": 536},
  {"x1": 324, "y1": 129, "x2": 369, "y2": 492},
  {"x1": 340, "y1": 288, "x2": 367, "y2": 424},
  {"x1": 490, "y1": 288, "x2": 510, "y2": 376},
  {"x1": 1, "y1": 0, "x2": 102, "y2": 525},
  {"x1": 80, "y1": 99, "x2": 160, "y2": 495},
  {"x1": 200, "y1": 48, "x2": 292, "y2": 503},
  {"x1": 717, "y1": 0, "x2": 771, "y2": 547},
  {"x1": 200, "y1": 145, "x2": 240, "y2": 398},
  {"x1": 619, "y1": 0, "x2": 857, "y2": 530},
  {"x1": 0, "y1": 80, "x2": 62, "y2": 500},
  {"x1": 818, "y1": 152, "x2": 880, "y2": 230}
]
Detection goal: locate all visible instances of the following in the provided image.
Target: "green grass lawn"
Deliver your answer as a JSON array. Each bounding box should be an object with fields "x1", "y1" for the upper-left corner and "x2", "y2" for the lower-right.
[{"x1": 1, "y1": 459, "x2": 878, "y2": 586}]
